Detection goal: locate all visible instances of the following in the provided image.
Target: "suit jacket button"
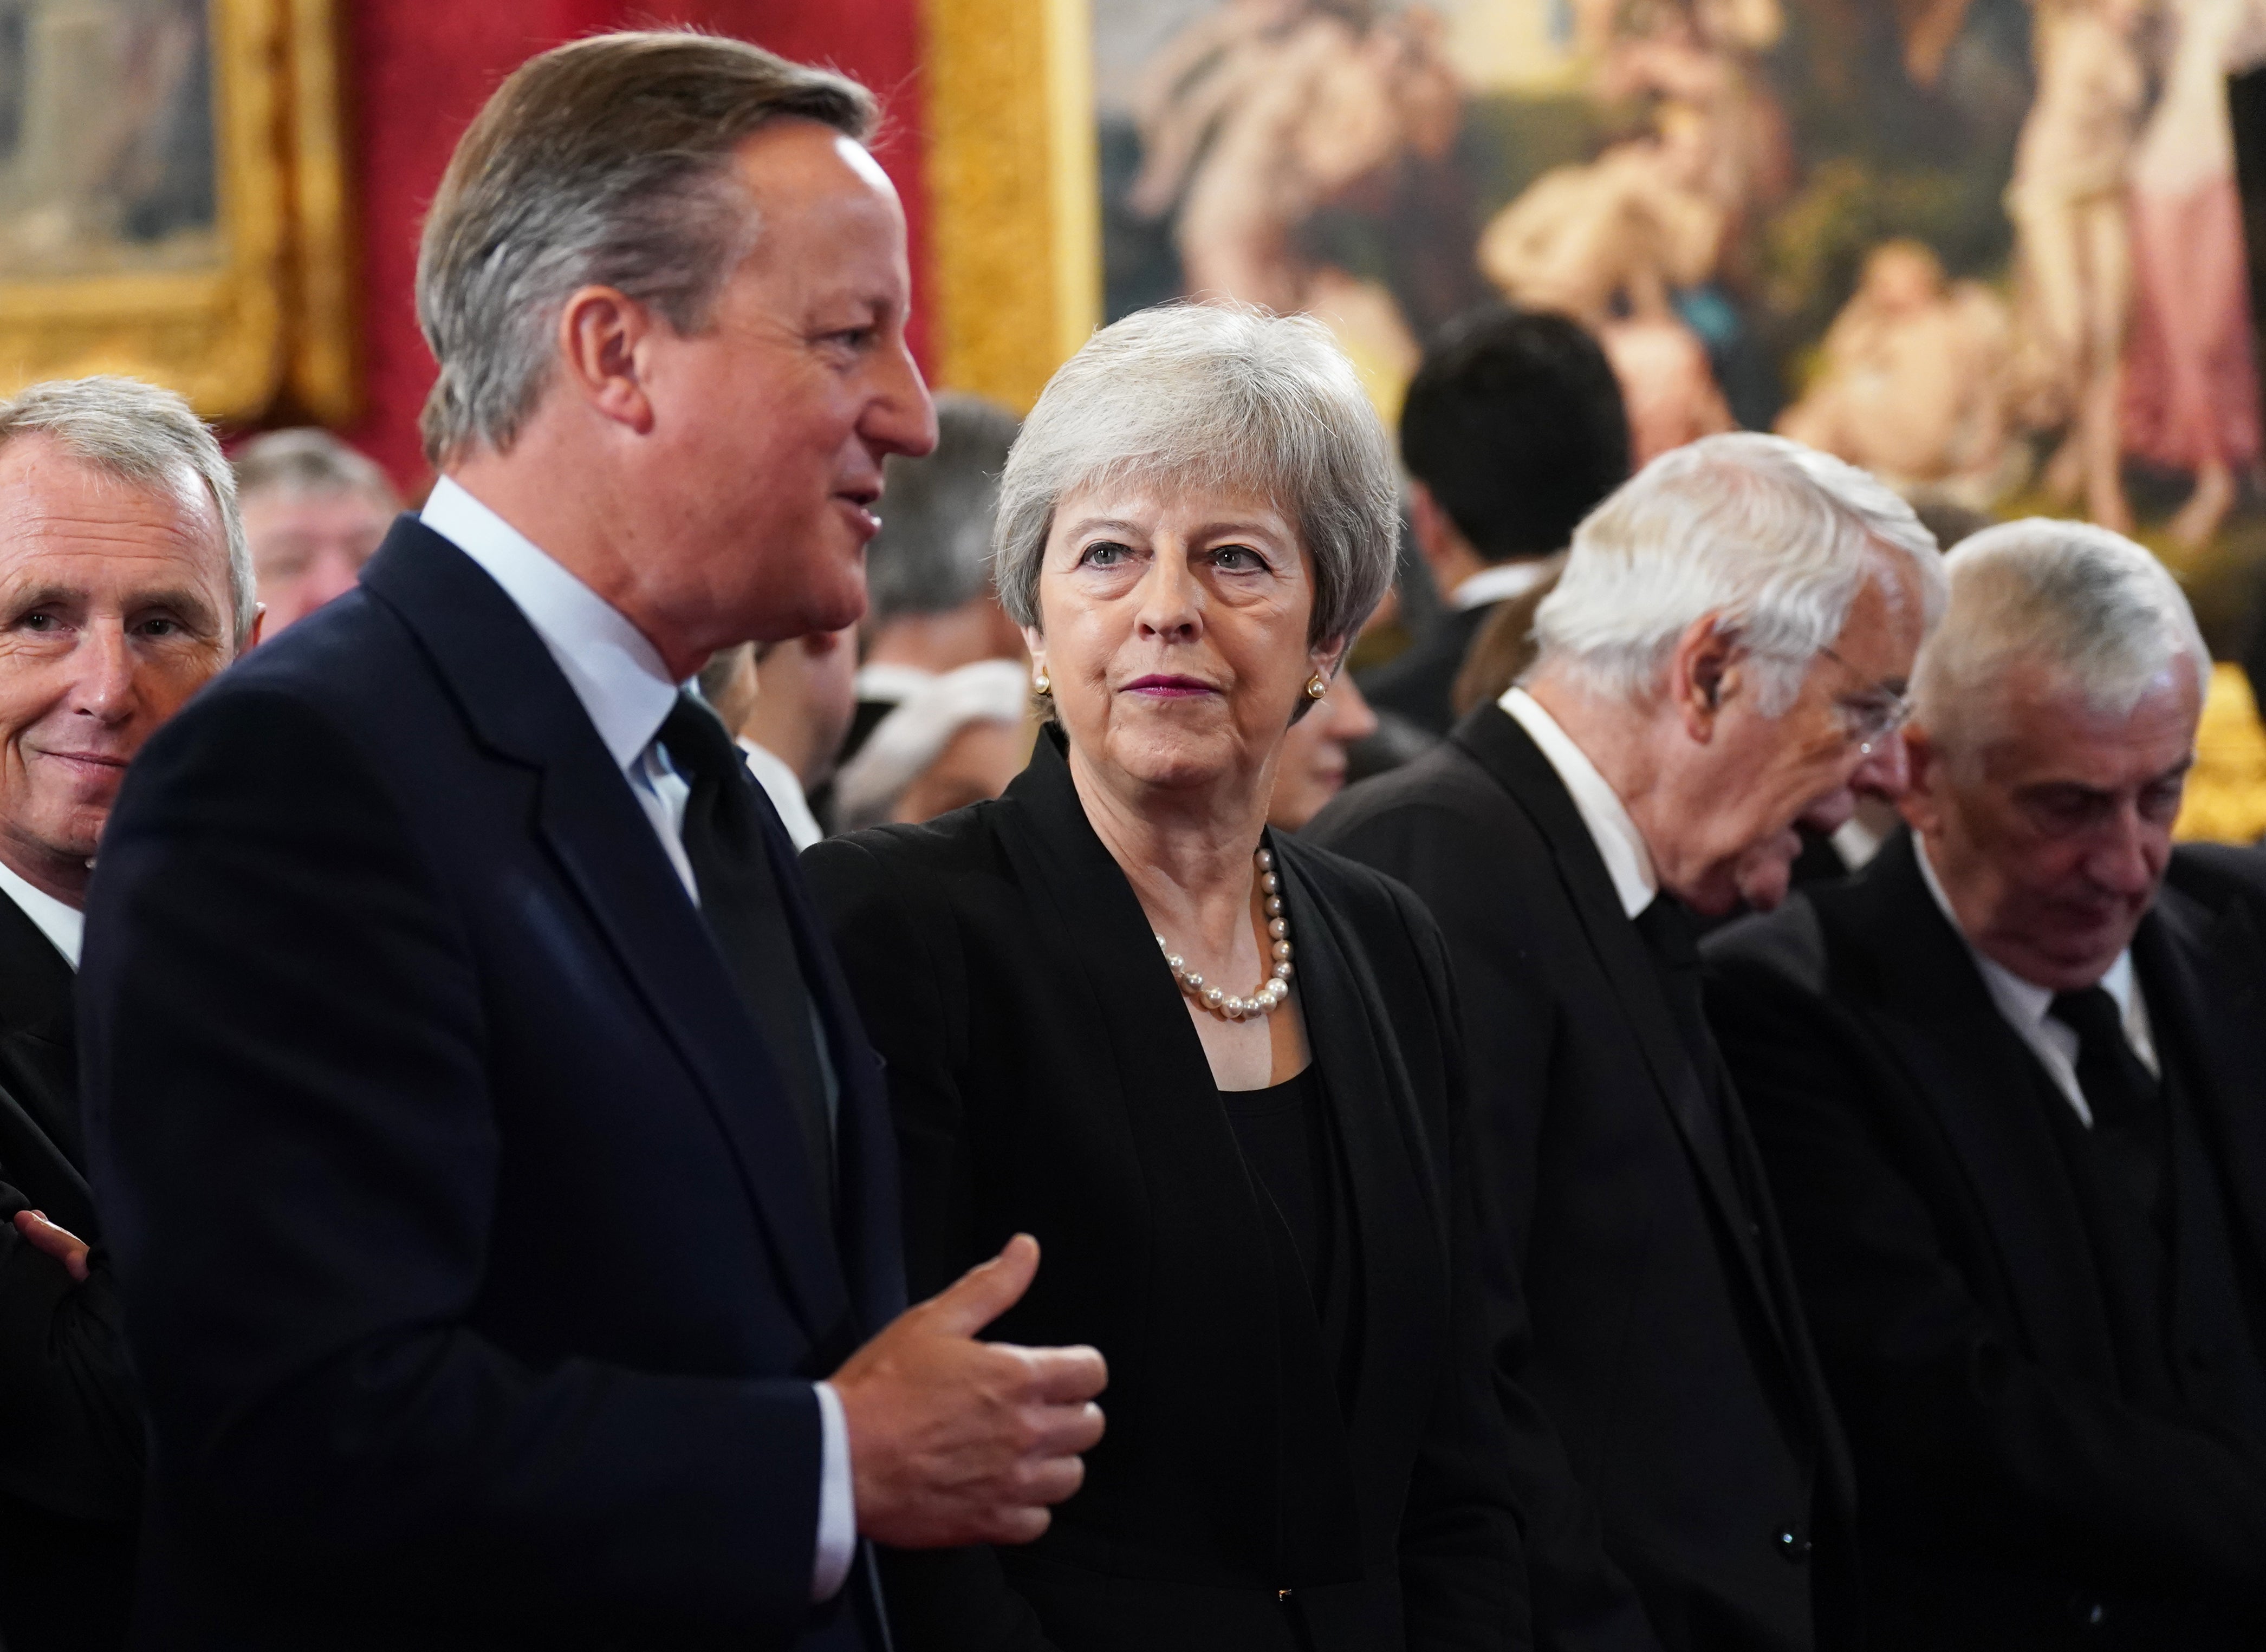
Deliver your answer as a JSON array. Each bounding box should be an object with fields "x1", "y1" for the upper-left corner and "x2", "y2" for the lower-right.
[{"x1": 1776, "y1": 1526, "x2": 1810, "y2": 1564}]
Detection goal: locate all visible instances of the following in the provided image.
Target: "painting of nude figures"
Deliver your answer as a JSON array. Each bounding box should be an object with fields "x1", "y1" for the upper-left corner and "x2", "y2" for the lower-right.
[{"x1": 1094, "y1": 0, "x2": 2266, "y2": 603}]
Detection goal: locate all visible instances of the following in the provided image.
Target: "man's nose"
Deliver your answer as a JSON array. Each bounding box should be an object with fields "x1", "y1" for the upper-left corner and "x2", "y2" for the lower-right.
[
  {"x1": 73, "y1": 623, "x2": 138, "y2": 721},
  {"x1": 866, "y1": 341, "x2": 937, "y2": 461},
  {"x1": 1850, "y1": 729, "x2": 1911, "y2": 800},
  {"x1": 2086, "y1": 808, "x2": 2161, "y2": 898}
]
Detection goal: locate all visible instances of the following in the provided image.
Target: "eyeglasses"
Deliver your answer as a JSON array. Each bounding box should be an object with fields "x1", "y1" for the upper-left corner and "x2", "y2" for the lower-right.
[{"x1": 1817, "y1": 645, "x2": 1912, "y2": 757}]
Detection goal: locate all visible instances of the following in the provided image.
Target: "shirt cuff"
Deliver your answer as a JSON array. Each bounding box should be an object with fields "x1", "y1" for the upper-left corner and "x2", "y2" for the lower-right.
[{"x1": 812, "y1": 1380, "x2": 856, "y2": 1602}]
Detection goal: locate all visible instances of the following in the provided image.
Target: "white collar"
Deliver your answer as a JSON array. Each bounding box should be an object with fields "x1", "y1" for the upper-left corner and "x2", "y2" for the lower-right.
[
  {"x1": 1915, "y1": 835, "x2": 2143, "y2": 1055},
  {"x1": 1453, "y1": 558, "x2": 1557, "y2": 612},
  {"x1": 738, "y1": 738, "x2": 826, "y2": 852},
  {"x1": 421, "y1": 476, "x2": 679, "y2": 773},
  {"x1": 1501, "y1": 686, "x2": 1659, "y2": 919},
  {"x1": 853, "y1": 661, "x2": 938, "y2": 706},
  {"x1": 0, "y1": 857, "x2": 82, "y2": 968}
]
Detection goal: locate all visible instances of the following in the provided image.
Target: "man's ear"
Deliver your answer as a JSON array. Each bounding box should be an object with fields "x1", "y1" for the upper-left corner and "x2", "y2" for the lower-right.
[
  {"x1": 1898, "y1": 725, "x2": 1945, "y2": 836},
  {"x1": 556, "y1": 285, "x2": 658, "y2": 435},
  {"x1": 244, "y1": 602, "x2": 267, "y2": 654},
  {"x1": 1667, "y1": 613, "x2": 1738, "y2": 743}
]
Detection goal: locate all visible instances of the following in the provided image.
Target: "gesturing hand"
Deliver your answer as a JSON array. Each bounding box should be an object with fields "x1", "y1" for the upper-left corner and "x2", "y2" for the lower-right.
[
  {"x1": 831, "y1": 1233, "x2": 1106, "y2": 1549},
  {"x1": 12, "y1": 1209, "x2": 89, "y2": 1283}
]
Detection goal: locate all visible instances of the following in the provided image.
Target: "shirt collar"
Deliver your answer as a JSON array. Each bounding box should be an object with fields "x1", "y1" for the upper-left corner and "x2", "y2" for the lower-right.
[
  {"x1": 0, "y1": 857, "x2": 82, "y2": 969},
  {"x1": 1453, "y1": 557, "x2": 1557, "y2": 612},
  {"x1": 1501, "y1": 686, "x2": 1659, "y2": 920},
  {"x1": 421, "y1": 476, "x2": 679, "y2": 772},
  {"x1": 1914, "y1": 836, "x2": 2138, "y2": 1030}
]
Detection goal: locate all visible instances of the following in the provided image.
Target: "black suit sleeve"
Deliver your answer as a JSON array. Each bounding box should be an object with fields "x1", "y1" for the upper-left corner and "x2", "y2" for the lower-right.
[
  {"x1": 1313, "y1": 804, "x2": 1663, "y2": 1652},
  {"x1": 0, "y1": 1163, "x2": 140, "y2": 1524},
  {"x1": 1706, "y1": 951, "x2": 2266, "y2": 1603},
  {"x1": 803, "y1": 835, "x2": 1064, "y2": 1652},
  {"x1": 81, "y1": 690, "x2": 829, "y2": 1642}
]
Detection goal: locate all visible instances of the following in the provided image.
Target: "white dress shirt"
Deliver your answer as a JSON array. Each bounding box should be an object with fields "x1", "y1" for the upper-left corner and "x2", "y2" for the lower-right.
[
  {"x1": 0, "y1": 858, "x2": 82, "y2": 968},
  {"x1": 1915, "y1": 840, "x2": 2157, "y2": 1128},
  {"x1": 1453, "y1": 557, "x2": 1559, "y2": 613},
  {"x1": 740, "y1": 738, "x2": 825, "y2": 852},
  {"x1": 422, "y1": 478, "x2": 856, "y2": 1602},
  {"x1": 1500, "y1": 687, "x2": 1659, "y2": 920}
]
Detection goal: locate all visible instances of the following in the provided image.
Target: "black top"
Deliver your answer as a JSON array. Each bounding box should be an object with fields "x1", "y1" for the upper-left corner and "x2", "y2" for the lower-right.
[
  {"x1": 1705, "y1": 831, "x2": 2266, "y2": 1647},
  {"x1": 1220, "y1": 1064, "x2": 1329, "y2": 1304},
  {"x1": 81, "y1": 517, "x2": 901, "y2": 1651},
  {"x1": 1309, "y1": 702, "x2": 1853, "y2": 1652},
  {"x1": 805, "y1": 727, "x2": 1524, "y2": 1652}
]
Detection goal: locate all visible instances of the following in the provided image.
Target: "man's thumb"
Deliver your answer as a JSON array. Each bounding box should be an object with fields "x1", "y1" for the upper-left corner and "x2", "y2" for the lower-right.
[{"x1": 928, "y1": 1233, "x2": 1040, "y2": 1336}]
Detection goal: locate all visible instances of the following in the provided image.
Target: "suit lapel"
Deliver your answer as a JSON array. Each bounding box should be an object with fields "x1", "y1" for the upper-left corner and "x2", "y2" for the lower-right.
[
  {"x1": 360, "y1": 520, "x2": 853, "y2": 1343},
  {"x1": 1451, "y1": 707, "x2": 1784, "y2": 1336},
  {"x1": 2133, "y1": 884, "x2": 2266, "y2": 1282},
  {"x1": 1827, "y1": 836, "x2": 2119, "y2": 1381}
]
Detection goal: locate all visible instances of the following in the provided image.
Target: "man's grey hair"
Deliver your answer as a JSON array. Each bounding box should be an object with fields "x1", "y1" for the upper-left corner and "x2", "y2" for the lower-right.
[
  {"x1": 1530, "y1": 432, "x2": 1946, "y2": 713},
  {"x1": 233, "y1": 427, "x2": 400, "y2": 511},
  {"x1": 867, "y1": 394, "x2": 1020, "y2": 628},
  {"x1": 1913, "y1": 518, "x2": 2210, "y2": 753},
  {"x1": 994, "y1": 302, "x2": 1398, "y2": 649},
  {"x1": 416, "y1": 30, "x2": 876, "y2": 466},
  {"x1": 0, "y1": 376, "x2": 254, "y2": 646}
]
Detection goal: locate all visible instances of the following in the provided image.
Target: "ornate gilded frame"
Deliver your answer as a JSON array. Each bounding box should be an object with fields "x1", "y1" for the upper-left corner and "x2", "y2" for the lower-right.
[
  {"x1": 0, "y1": 0, "x2": 356, "y2": 422},
  {"x1": 920, "y1": 0, "x2": 1100, "y2": 412}
]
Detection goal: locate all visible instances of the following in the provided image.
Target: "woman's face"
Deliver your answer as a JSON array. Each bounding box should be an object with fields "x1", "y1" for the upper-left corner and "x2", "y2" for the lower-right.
[
  {"x1": 1028, "y1": 479, "x2": 1340, "y2": 799},
  {"x1": 1269, "y1": 669, "x2": 1380, "y2": 831}
]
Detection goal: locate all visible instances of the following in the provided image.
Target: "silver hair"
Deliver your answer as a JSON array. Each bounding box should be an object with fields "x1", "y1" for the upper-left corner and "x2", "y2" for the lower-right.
[
  {"x1": 1913, "y1": 518, "x2": 2210, "y2": 751},
  {"x1": 415, "y1": 31, "x2": 875, "y2": 466},
  {"x1": 0, "y1": 376, "x2": 254, "y2": 646},
  {"x1": 993, "y1": 302, "x2": 1399, "y2": 649},
  {"x1": 1529, "y1": 432, "x2": 1946, "y2": 713},
  {"x1": 233, "y1": 427, "x2": 400, "y2": 511},
  {"x1": 867, "y1": 394, "x2": 1020, "y2": 627}
]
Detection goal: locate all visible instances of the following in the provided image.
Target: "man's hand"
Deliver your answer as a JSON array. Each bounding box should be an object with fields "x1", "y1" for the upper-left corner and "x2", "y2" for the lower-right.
[
  {"x1": 13, "y1": 1209, "x2": 89, "y2": 1283},
  {"x1": 832, "y1": 1233, "x2": 1106, "y2": 1549}
]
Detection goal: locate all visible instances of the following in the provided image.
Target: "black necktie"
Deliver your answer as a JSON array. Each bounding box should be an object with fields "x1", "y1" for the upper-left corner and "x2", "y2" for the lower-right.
[
  {"x1": 2050, "y1": 985, "x2": 2163, "y2": 1216},
  {"x1": 1634, "y1": 893, "x2": 1715, "y2": 1085},
  {"x1": 659, "y1": 694, "x2": 834, "y2": 1203}
]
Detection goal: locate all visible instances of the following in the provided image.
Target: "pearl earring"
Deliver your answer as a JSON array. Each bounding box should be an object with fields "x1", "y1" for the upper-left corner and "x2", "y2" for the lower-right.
[
  {"x1": 1033, "y1": 669, "x2": 1051, "y2": 695},
  {"x1": 1305, "y1": 673, "x2": 1328, "y2": 700}
]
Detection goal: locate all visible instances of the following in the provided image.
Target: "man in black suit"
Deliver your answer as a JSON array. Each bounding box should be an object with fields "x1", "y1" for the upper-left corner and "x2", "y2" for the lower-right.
[
  {"x1": 80, "y1": 34, "x2": 1105, "y2": 1650},
  {"x1": 1357, "y1": 307, "x2": 1629, "y2": 737},
  {"x1": 0, "y1": 378, "x2": 256, "y2": 1652},
  {"x1": 1707, "y1": 519, "x2": 2266, "y2": 1648},
  {"x1": 1313, "y1": 432, "x2": 1947, "y2": 1652}
]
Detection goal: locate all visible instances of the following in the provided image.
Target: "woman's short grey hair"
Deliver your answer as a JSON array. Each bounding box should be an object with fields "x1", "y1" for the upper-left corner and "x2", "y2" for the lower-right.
[
  {"x1": 867, "y1": 394, "x2": 1020, "y2": 627},
  {"x1": 993, "y1": 302, "x2": 1399, "y2": 649},
  {"x1": 417, "y1": 30, "x2": 875, "y2": 466},
  {"x1": 1913, "y1": 518, "x2": 2209, "y2": 755},
  {"x1": 1530, "y1": 432, "x2": 1946, "y2": 713},
  {"x1": 0, "y1": 376, "x2": 254, "y2": 645},
  {"x1": 233, "y1": 427, "x2": 400, "y2": 511}
]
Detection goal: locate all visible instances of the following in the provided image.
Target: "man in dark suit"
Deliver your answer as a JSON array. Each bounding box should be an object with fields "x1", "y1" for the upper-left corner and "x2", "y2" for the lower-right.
[
  {"x1": 1357, "y1": 307, "x2": 1629, "y2": 737},
  {"x1": 1313, "y1": 433, "x2": 1947, "y2": 1652},
  {"x1": 1707, "y1": 519, "x2": 2266, "y2": 1648},
  {"x1": 0, "y1": 377, "x2": 256, "y2": 1652},
  {"x1": 80, "y1": 34, "x2": 1105, "y2": 1650}
]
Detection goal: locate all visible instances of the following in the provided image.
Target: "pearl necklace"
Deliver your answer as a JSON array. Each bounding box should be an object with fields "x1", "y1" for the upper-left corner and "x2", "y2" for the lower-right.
[{"x1": 1155, "y1": 846, "x2": 1295, "y2": 1020}]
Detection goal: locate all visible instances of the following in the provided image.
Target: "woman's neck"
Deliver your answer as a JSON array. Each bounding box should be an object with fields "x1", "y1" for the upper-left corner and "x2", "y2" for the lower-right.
[{"x1": 1067, "y1": 740, "x2": 1275, "y2": 952}]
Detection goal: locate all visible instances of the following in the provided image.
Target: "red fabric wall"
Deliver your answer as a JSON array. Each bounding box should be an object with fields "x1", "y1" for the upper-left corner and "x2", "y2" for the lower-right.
[{"x1": 332, "y1": 0, "x2": 929, "y2": 490}]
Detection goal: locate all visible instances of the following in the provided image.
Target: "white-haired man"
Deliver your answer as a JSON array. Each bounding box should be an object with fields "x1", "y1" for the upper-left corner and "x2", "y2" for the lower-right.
[
  {"x1": 0, "y1": 376, "x2": 257, "y2": 1652},
  {"x1": 1707, "y1": 521, "x2": 2266, "y2": 1648},
  {"x1": 78, "y1": 33, "x2": 1103, "y2": 1651},
  {"x1": 1313, "y1": 431, "x2": 1946, "y2": 1652}
]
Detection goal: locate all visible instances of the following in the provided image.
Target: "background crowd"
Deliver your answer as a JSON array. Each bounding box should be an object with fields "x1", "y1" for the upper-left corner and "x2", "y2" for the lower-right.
[{"x1": 0, "y1": 24, "x2": 2261, "y2": 1652}]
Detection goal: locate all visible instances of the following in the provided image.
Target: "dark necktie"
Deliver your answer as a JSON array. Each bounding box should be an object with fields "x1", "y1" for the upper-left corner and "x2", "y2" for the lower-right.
[
  {"x1": 1633, "y1": 893, "x2": 1716, "y2": 1088},
  {"x1": 659, "y1": 694, "x2": 834, "y2": 1204},
  {"x1": 2050, "y1": 985, "x2": 2163, "y2": 1218}
]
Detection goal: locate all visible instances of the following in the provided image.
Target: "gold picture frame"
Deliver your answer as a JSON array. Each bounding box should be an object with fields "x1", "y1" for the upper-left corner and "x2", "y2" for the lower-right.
[
  {"x1": 920, "y1": 0, "x2": 1100, "y2": 413},
  {"x1": 0, "y1": 0, "x2": 356, "y2": 423}
]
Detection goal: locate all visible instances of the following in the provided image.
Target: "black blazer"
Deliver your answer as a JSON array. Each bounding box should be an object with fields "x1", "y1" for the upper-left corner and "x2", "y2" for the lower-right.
[
  {"x1": 1705, "y1": 832, "x2": 2266, "y2": 1648},
  {"x1": 803, "y1": 729, "x2": 1524, "y2": 1652},
  {"x1": 1308, "y1": 704, "x2": 1856, "y2": 1652},
  {"x1": 80, "y1": 518, "x2": 904, "y2": 1651},
  {"x1": 1358, "y1": 601, "x2": 1497, "y2": 736},
  {"x1": 0, "y1": 892, "x2": 139, "y2": 1652}
]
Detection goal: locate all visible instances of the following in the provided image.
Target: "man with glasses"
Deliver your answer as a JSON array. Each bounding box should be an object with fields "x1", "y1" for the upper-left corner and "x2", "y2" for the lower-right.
[
  {"x1": 1706, "y1": 520, "x2": 2266, "y2": 1649},
  {"x1": 1312, "y1": 433, "x2": 1944, "y2": 1652}
]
